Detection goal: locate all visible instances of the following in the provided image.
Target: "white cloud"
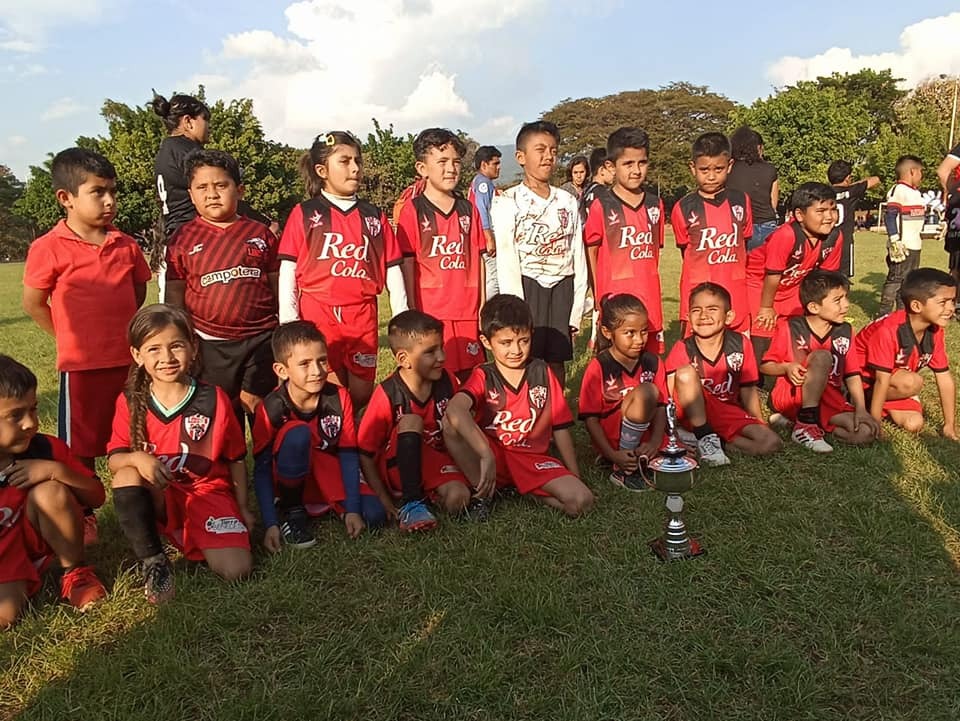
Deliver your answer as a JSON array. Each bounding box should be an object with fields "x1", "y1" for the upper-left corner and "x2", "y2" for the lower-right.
[
  {"x1": 7, "y1": 135, "x2": 26, "y2": 146},
  {"x1": 468, "y1": 115, "x2": 518, "y2": 144},
  {"x1": 768, "y1": 12, "x2": 960, "y2": 89},
  {"x1": 40, "y1": 97, "x2": 85, "y2": 121},
  {"x1": 188, "y1": 0, "x2": 549, "y2": 148},
  {"x1": 0, "y1": 0, "x2": 111, "y2": 52}
]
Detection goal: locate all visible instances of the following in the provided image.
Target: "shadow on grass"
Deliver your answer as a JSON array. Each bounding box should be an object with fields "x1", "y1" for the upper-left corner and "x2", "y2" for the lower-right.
[{"x1": 848, "y1": 271, "x2": 886, "y2": 319}]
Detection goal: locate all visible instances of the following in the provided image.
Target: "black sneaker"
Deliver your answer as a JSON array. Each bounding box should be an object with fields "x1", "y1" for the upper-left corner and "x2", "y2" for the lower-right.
[
  {"x1": 143, "y1": 555, "x2": 175, "y2": 604},
  {"x1": 464, "y1": 496, "x2": 491, "y2": 522},
  {"x1": 281, "y1": 506, "x2": 317, "y2": 549}
]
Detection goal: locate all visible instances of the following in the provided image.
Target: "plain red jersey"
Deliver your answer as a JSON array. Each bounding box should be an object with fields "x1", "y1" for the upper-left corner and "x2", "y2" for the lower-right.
[
  {"x1": 23, "y1": 220, "x2": 152, "y2": 371},
  {"x1": 459, "y1": 360, "x2": 572, "y2": 454},
  {"x1": 358, "y1": 369, "x2": 458, "y2": 458},
  {"x1": 671, "y1": 190, "x2": 752, "y2": 328},
  {"x1": 396, "y1": 194, "x2": 485, "y2": 321},
  {"x1": 278, "y1": 197, "x2": 403, "y2": 316},
  {"x1": 855, "y1": 310, "x2": 949, "y2": 388},
  {"x1": 665, "y1": 330, "x2": 759, "y2": 404},
  {"x1": 763, "y1": 316, "x2": 861, "y2": 390},
  {"x1": 762, "y1": 221, "x2": 843, "y2": 318},
  {"x1": 584, "y1": 187, "x2": 665, "y2": 332},
  {"x1": 578, "y1": 349, "x2": 667, "y2": 421},
  {"x1": 252, "y1": 381, "x2": 357, "y2": 457},
  {"x1": 165, "y1": 215, "x2": 279, "y2": 339},
  {"x1": 108, "y1": 382, "x2": 246, "y2": 484}
]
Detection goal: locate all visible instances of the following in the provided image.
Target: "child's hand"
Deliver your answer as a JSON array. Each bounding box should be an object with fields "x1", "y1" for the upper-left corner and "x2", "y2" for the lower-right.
[
  {"x1": 344, "y1": 512, "x2": 365, "y2": 539},
  {"x1": 756, "y1": 307, "x2": 776, "y2": 331},
  {"x1": 263, "y1": 525, "x2": 282, "y2": 554},
  {"x1": 4, "y1": 459, "x2": 59, "y2": 490},
  {"x1": 477, "y1": 450, "x2": 497, "y2": 498},
  {"x1": 611, "y1": 449, "x2": 638, "y2": 472},
  {"x1": 854, "y1": 410, "x2": 881, "y2": 439},
  {"x1": 132, "y1": 452, "x2": 172, "y2": 487},
  {"x1": 786, "y1": 363, "x2": 807, "y2": 386}
]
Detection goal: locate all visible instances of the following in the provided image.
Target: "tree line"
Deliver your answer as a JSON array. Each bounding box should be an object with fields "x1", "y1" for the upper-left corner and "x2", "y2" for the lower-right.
[{"x1": 0, "y1": 70, "x2": 955, "y2": 261}]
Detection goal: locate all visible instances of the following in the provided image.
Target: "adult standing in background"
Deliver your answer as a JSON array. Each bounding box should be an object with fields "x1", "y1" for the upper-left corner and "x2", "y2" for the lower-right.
[
  {"x1": 727, "y1": 127, "x2": 779, "y2": 249},
  {"x1": 828, "y1": 160, "x2": 879, "y2": 278},
  {"x1": 937, "y1": 143, "x2": 960, "y2": 286},
  {"x1": 560, "y1": 155, "x2": 589, "y2": 200},
  {"x1": 469, "y1": 146, "x2": 503, "y2": 299}
]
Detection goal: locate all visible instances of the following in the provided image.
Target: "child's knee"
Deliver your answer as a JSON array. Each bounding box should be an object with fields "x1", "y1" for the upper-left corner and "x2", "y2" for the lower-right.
[
  {"x1": 0, "y1": 585, "x2": 26, "y2": 630},
  {"x1": 209, "y1": 551, "x2": 252, "y2": 582},
  {"x1": 756, "y1": 428, "x2": 783, "y2": 455},
  {"x1": 806, "y1": 349, "x2": 832, "y2": 372},
  {"x1": 27, "y1": 479, "x2": 75, "y2": 514},
  {"x1": 623, "y1": 384, "x2": 657, "y2": 421},
  {"x1": 674, "y1": 364, "x2": 699, "y2": 389},
  {"x1": 899, "y1": 413, "x2": 925, "y2": 434},
  {"x1": 362, "y1": 497, "x2": 388, "y2": 529},
  {"x1": 275, "y1": 422, "x2": 312, "y2": 478},
  {"x1": 397, "y1": 414, "x2": 424, "y2": 434},
  {"x1": 564, "y1": 485, "x2": 594, "y2": 517}
]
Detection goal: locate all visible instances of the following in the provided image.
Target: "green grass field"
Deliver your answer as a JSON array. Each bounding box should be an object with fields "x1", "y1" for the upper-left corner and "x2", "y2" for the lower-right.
[{"x1": 2, "y1": 231, "x2": 960, "y2": 720}]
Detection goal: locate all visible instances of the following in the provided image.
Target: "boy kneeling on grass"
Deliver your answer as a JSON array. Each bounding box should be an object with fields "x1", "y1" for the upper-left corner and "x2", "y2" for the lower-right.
[
  {"x1": 760, "y1": 270, "x2": 880, "y2": 452},
  {"x1": 443, "y1": 295, "x2": 594, "y2": 517},
  {"x1": 0, "y1": 355, "x2": 107, "y2": 627}
]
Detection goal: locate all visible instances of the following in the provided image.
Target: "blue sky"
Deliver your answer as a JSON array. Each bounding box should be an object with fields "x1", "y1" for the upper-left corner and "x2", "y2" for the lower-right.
[{"x1": 2, "y1": 1, "x2": 960, "y2": 181}]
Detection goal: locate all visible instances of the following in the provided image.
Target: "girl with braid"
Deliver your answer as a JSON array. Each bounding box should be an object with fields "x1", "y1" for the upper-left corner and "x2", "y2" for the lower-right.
[{"x1": 108, "y1": 305, "x2": 253, "y2": 604}]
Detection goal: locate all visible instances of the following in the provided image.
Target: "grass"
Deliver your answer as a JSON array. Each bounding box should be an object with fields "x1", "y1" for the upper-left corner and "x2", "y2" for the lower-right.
[{"x1": 2, "y1": 230, "x2": 960, "y2": 720}]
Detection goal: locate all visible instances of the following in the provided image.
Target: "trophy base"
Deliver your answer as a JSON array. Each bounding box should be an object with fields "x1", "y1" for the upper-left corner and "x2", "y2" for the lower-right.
[{"x1": 648, "y1": 535, "x2": 706, "y2": 562}]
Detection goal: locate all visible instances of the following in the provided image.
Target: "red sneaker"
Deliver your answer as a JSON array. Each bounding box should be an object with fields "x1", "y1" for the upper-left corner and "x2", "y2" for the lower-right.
[{"x1": 61, "y1": 565, "x2": 107, "y2": 611}]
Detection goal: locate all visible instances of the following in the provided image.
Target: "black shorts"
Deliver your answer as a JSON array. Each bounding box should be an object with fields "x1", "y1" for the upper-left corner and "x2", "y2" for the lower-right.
[
  {"x1": 522, "y1": 274, "x2": 574, "y2": 363},
  {"x1": 198, "y1": 329, "x2": 276, "y2": 401},
  {"x1": 950, "y1": 250, "x2": 960, "y2": 272}
]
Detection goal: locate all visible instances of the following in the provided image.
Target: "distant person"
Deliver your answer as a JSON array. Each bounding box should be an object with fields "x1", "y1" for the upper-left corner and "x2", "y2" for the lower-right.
[
  {"x1": 878, "y1": 155, "x2": 925, "y2": 316},
  {"x1": 936, "y1": 142, "x2": 960, "y2": 285},
  {"x1": 827, "y1": 160, "x2": 880, "y2": 278},
  {"x1": 727, "y1": 126, "x2": 779, "y2": 248},
  {"x1": 469, "y1": 146, "x2": 502, "y2": 299},
  {"x1": 580, "y1": 147, "x2": 614, "y2": 214},
  {"x1": 560, "y1": 155, "x2": 589, "y2": 199}
]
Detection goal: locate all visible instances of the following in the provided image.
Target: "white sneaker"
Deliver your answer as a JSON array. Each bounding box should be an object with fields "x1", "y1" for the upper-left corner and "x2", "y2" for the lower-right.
[
  {"x1": 697, "y1": 433, "x2": 731, "y2": 466},
  {"x1": 791, "y1": 422, "x2": 833, "y2": 453}
]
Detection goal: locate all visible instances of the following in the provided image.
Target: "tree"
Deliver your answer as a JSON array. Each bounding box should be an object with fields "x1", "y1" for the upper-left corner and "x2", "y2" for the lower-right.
[
  {"x1": 815, "y1": 69, "x2": 906, "y2": 137},
  {"x1": 0, "y1": 166, "x2": 31, "y2": 260},
  {"x1": 542, "y1": 82, "x2": 738, "y2": 200},
  {"x1": 360, "y1": 119, "x2": 417, "y2": 210},
  {"x1": 13, "y1": 161, "x2": 60, "y2": 238}
]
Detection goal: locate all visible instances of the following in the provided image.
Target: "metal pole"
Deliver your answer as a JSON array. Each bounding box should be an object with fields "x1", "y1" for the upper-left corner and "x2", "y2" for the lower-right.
[{"x1": 950, "y1": 77, "x2": 959, "y2": 151}]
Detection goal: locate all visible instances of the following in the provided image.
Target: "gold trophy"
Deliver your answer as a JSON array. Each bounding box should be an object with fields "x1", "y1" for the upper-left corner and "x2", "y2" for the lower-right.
[{"x1": 648, "y1": 399, "x2": 705, "y2": 561}]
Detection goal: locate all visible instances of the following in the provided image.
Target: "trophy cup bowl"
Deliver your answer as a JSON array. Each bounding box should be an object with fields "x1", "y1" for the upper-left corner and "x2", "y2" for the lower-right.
[{"x1": 648, "y1": 399, "x2": 705, "y2": 561}]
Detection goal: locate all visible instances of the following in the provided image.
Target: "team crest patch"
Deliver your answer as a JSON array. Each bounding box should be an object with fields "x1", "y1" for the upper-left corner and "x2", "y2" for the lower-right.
[
  {"x1": 732, "y1": 205, "x2": 744, "y2": 222},
  {"x1": 557, "y1": 208, "x2": 570, "y2": 230},
  {"x1": 647, "y1": 206, "x2": 661, "y2": 225},
  {"x1": 918, "y1": 353, "x2": 932, "y2": 369},
  {"x1": 319, "y1": 414, "x2": 341, "y2": 440},
  {"x1": 466, "y1": 341, "x2": 481, "y2": 357},
  {"x1": 245, "y1": 237, "x2": 269, "y2": 257},
  {"x1": 726, "y1": 352, "x2": 744, "y2": 372},
  {"x1": 641, "y1": 370, "x2": 655, "y2": 383},
  {"x1": 184, "y1": 414, "x2": 210, "y2": 441},
  {"x1": 308, "y1": 210, "x2": 324, "y2": 229},
  {"x1": 832, "y1": 337, "x2": 850, "y2": 355},
  {"x1": 364, "y1": 216, "x2": 382, "y2": 237},
  {"x1": 478, "y1": 182, "x2": 488, "y2": 193},
  {"x1": 204, "y1": 516, "x2": 247, "y2": 534},
  {"x1": 534, "y1": 460, "x2": 563, "y2": 471},
  {"x1": 435, "y1": 398, "x2": 449, "y2": 417},
  {"x1": 0, "y1": 506, "x2": 22, "y2": 529},
  {"x1": 459, "y1": 215, "x2": 471, "y2": 234},
  {"x1": 353, "y1": 352, "x2": 378, "y2": 368},
  {"x1": 607, "y1": 209, "x2": 620, "y2": 225},
  {"x1": 528, "y1": 385, "x2": 548, "y2": 409}
]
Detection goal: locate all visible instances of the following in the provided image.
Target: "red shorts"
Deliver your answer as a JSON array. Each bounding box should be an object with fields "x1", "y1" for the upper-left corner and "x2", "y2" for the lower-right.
[
  {"x1": 304, "y1": 302, "x2": 379, "y2": 382},
  {"x1": 675, "y1": 390, "x2": 761, "y2": 442},
  {"x1": 770, "y1": 378, "x2": 853, "y2": 432},
  {"x1": 443, "y1": 318, "x2": 485, "y2": 375},
  {"x1": 489, "y1": 440, "x2": 572, "y2": 497},
  {"x1": 160, "y1": 479, "x2": 251, "y2": 562},
  {"x1": 0, "y1": 506, "x2": 53, "y2": 597},
  {"x1": 59, "y1": 365, "x2": 128, "y2": 458},
  {"x1": 384, "y1": 443, "x2": 470, "y2": 496},
  {"x1": 863, "y1": 369, "x2": 924, "y2": 417},
  {"x1": 271, "y1": 422, "x2": 376, "y2": 515}
]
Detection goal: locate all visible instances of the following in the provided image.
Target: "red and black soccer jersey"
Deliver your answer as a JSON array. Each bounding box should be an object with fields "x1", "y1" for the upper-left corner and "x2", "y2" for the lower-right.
[
  {"x1": 671, "y1": 190, "x2": 752, "y2": 327},
  {"x1": 396, "y1": 193, "x2": 485, "y2": 321},
  {"x1": 584, "y1": 187, "x2": 665, "y2": 332},
  {"x1": 278, "y1": 197, "x2": 403, "y2": 316},
  {"x1": 108, "y1": 382, "x2": 246, "y2": 484},
  {"x1": 665, "y1": 330, "x2": 759, "y2": 404},
  {"x1": 579, "y1": 349, "x2": 667, "y2": 420},
  {"x1": 764, "y1": 221, "x2": 842, "y2": 318},
  {"x1": 165, "y1": 216, "x2": 279, "y2": 339},
  {"x1": 358, "y1": 369, "x2": 458, "y2": 458},
  {"x1": 763, "y1": 316, "x2": 861, "y2": 390},
  {"x1": 459, "y1": 359, "x2": 572, "y2": 454},
  {"x1": 252, "y1": 380, "x2": 357, "y2": 457},
  {"x1": 855, "y1": 310, "x2": 949, "y2": 387}
]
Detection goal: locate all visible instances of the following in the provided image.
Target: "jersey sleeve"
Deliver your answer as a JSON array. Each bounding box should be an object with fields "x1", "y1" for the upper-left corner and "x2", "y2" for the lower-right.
[
  {"x1": 863, "y1": 326, "x2": 898, "y2": 373},
  {"x1": 338, "y1": 388, "x2": 358, "y2": 450},
  {"x1": 251, "y1": 401, "x2": 275, "y2": 456},
  {"x1": 762, "y1": 321, "x2": 793, "y2": 365},
  {"x1": 577, "y1": 359, "x2": 603, "y2": 418},
  {"x1": 652, "y1": 358, "x2": 668, "y2": 405},
  {"x1": 47, "y1": 436, "x2": 97, "y2": 479},
  {"x1": 548, "y1": 367, "x2": 574, "y2": 429},
  {"x1": 740, "y1": 335, "x2": 760, "y2": 386},
  {"x1": 357, "y1": 385, "x2": 394, "y2": 456},
  {"x1": 843, "y1": 328, "x2": 863, "y2": 378},
  {"x1": 107, "y1": 393, "x2": 133, "y2": 455},
  {"x1": 820, "y1": 238, "x2": 842, "y2": 272},
  {"x1": 128, "y1": 239, "x2": 152, "y2": 283},
  {"x1": 469, "y1": 205, "x2": 486, "y2": 257},
  {"x1": 278, "y1": 204, "x2": 305, "y2": 262},
  {"x1": 764, "y1": 227, "x2": 793, "y2": 274},
  {"x1": 165, "y1": 229, "x2": 187, "y2": 282},
  {"x1": 583, "y1": 198, "x2": 605, "y2": 247},
  {"x1": 23, "y1": 236, "x2": 57, "y2": 290},
  {"x1": 216, "y1": 388, "x2": 248, "y2": 462},
  {"x1": 663, "y1": 340, "x2": 689, "y2": 375},
  {"x1": 458, "y1": 366, "x2": 486, "y2": 420},
  {"x1": 395, "y1": 199, "x2": 419, "y2": 257},
  {"x1": 850, "y1": 180, "x2": 868, "y2": 202},
  {"x1": 382, "y1": 212, "x2": 404, "y2": 267},
  {"x1": 264, "y1": 226, "x2": 281, "y2": 273},
  {"x1": 671, "y1": 202, "x2": 690, "y2": 249},
  {"x1": 473, "y1": 178, "x2": 493, "y2": 230},
  {"x1": 931, "y1": 330, "x2": 950, "y2": 373},
  {"x1": 743, "y1": 195, "x2": 754, "y2": 238}
]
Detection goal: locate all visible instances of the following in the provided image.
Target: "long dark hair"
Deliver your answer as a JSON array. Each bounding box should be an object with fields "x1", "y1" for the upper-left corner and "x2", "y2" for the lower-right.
[
  {"x1": 298, "y1": 131, "x2": 363, "y2": 198},
  {"x1": 151, "y1": 91, "x2": 210, "y2": 134},
  {"x1": 730, "y1": 126, "x2": 763, "y2": 164},
  {"x1": 597, "y1": 293, "x2": 648, "y2": 353},
  {"x1": 126, "y1": 304, "x2": 196, "y2": 451}
]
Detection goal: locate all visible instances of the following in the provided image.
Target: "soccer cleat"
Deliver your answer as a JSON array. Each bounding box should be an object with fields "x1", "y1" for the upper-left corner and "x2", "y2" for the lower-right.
[
  {"x1": 397, "y1": 499, "x2": 438, "y2": 532},
  {"x1": 697, "y1": 433, "x2": 731, "y2": 467},
  {"x1": 60, "y1": 565, "x2": 107, "y2": 612},
  {"x1": 82, "y1": 510, "x2": 99, "y2": 546},
  {"x1": 767, "y1": 412, "x2": 793, "y2": 432},
  {"x1": 791, "y1": 422, "x2": 834, "y2": 453},
  {"x1": 142, "y1": 555, "x2": 175, "y2": 605},
  {"x1": 464, "y1": 496, "x2": 491, "y2": 522},
  {"x1": 281, "y1": 506, "x2": 317, "y2": 549}
]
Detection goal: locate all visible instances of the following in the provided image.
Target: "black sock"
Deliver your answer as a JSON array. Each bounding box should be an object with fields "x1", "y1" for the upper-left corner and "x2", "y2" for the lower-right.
[
  {"x1": 397, "y1": 431, "x2": 424, "y2": 505},
  {"x1": 276, "y1": 477, "x2": 306, "y2": 513},
  {"x1": 693, "y1": 423, "x2": 715, "y2": 440},
  {"x1": 797, "y1": 407, "x2": 819, "y2": 426},
  {"x1": 114, "y1": 486, "x2": 163, "y2": 560}
]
